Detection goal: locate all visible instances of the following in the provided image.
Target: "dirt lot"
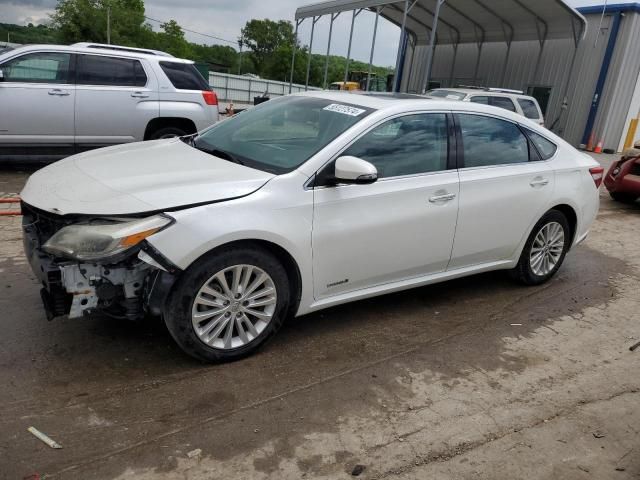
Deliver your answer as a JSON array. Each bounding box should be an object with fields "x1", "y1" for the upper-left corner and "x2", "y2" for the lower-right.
[{"x1": 0, "y1": 154, "x2": 638, "y2": 480}]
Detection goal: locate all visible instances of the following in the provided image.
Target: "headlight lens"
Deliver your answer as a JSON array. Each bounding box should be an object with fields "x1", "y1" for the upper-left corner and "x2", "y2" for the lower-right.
[{"x1": 42, "y1": 215, "x2": 173, "y2": 260}]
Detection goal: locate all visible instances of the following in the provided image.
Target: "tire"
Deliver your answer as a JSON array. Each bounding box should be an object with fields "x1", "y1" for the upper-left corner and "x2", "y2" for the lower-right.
[
  {"x1": 510, "y1": 210, "x2": 571, "y2": 286},
  {"x1": 165, "y1": 246, "x2": 290, "y2": 362},
  {"x1": 610, "y1": 192, "x2": 637, "y2": 204},
  {"x1": 148, "y1": 126, "x2": 188, "y2": 140}
]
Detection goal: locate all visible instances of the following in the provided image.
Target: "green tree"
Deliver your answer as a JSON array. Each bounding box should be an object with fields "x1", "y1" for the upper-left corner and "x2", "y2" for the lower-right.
[
  {"x1": 152, "y1": 19, "x2": 192, "y2": 57},
  {"x1": 240, "y1": 19, "x2": 297, "y2": 77},
  {"x1": 51, "y1": 0, "x2": 145, "y2": 45}
]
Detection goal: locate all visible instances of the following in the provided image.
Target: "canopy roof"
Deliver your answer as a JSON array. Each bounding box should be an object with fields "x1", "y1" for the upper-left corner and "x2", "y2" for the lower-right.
[{"x1": 295, "y1": 0, "x2": 587, "y2": 44}]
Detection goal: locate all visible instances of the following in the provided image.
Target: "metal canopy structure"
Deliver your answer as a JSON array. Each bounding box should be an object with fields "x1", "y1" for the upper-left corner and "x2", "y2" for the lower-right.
[{"x1": 290, "y1": 0, "x2": 587, "y2": 94}]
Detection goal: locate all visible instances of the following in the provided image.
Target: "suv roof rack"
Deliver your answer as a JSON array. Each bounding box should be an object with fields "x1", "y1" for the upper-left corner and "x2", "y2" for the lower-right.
[
  {"x1": 71, "y1": 43, "x2": 174, "y2": 57},
  {"x1": 455, "y1": 85, "x2": 524, "y2": 95}
]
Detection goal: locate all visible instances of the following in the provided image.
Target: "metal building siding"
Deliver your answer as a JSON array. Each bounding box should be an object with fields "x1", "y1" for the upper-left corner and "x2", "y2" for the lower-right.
[
  {"x1": 592, "y1": 12, "x2": 640, "y2": 151},
  {"x1": 411, "y1": 12, "x2": 640, "y2": 147}
]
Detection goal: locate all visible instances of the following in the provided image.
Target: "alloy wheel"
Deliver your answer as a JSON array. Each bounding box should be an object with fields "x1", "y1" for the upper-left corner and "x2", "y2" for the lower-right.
[
  {"x1": 191, "y1": 264, "x2": 277, "y2": 350},
  {"x1": 529, "y1": 221, "x2": 565, "y2": 276}
]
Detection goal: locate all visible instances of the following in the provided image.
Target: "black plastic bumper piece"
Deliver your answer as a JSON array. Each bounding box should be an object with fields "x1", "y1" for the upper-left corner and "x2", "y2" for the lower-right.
[{"x1": 146, "y1": 270, "x2": 178, "y2": 317}]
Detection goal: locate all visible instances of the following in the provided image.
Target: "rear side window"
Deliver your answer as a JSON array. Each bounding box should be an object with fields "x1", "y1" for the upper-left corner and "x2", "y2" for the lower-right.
[
  {"x1": 469, "y1": 96, "x2": 489, "y2": 105},
  {"x1": 1, "y1": 52, "x2": 71, "y2": 84},
  {"x1": 344, "y1": 113, "x2": 449, "y2": 178},
  {"x1": 458, "y1": 114, "x2": 529, "y2": 167},
  {"x1": 489, "y1": 96, "x2": 517, "y2": 112},
  {"x1": 159, "y1": 61, "x2": 209, "y2": 90},
  {"x1": 77, "y1": 55, "x2": 147, "y2": 87},
  {"x1": 526, "y1": 129, "x2": 557, "y2": 160},
  {"x1": 518, "y1": 99, "x2": 541, "y2": 119}
]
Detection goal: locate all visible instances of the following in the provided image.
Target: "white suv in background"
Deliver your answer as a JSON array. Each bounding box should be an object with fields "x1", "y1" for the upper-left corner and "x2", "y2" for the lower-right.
[
  {"x1": 426, "y1": 87, "x2": 545, "y2": 126},
  {"x1": 0, "y1": 43, "x2": 219, "y2": 162}
]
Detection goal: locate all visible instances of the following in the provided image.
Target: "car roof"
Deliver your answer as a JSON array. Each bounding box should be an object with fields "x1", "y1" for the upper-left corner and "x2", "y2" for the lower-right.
[
  {"x1": 295, "y1": 90, "x2": 548, "y2": 130},
  {"x1": 430, "y1": 87, "x2": 536, "y2": 100},
  {"x1": 0, "y1": 44, "x2": 193, "y2": 63}
]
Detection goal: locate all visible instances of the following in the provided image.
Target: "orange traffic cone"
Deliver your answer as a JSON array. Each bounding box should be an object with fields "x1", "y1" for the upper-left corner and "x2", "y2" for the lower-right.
[{"x1": 594, "y1": 139, "x2": 603, "y2": 154}]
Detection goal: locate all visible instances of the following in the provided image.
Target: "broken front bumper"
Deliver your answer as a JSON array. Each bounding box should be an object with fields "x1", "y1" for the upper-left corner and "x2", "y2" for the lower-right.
[{"x1": 22, "y1": 204, "x2": 180, "y2": 321}]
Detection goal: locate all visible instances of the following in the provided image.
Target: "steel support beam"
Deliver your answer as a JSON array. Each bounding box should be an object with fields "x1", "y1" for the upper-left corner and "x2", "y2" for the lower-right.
[
  {"x1": 472, "y1": 26, "x2": 485, "y2": 85},
  {"x1": 323, "y1": 12, "x2": 340, "y2": 89},
  {"x1": 393, "y1": 0, "x2": 409, "y2": 93},
  {"x1": 289, "y1": 19, "x2": 301, "y2": 93},
  {"x1": 366, "y1": 6, "x2": 382, "y2": 92},
  {"x1": 344, "y1": 9, "x2": 363, "y2": 85},
  {"x1": 421, "y1": 0, "x2": 445, "y2": 93},
  {"x1": 305, "y1": 16, "x2": 320, "y2": 90}
]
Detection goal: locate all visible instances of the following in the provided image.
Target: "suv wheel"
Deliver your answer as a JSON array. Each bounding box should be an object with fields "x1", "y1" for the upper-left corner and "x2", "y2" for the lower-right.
[
  {"x1": 165, "y1": 246, "x2": 290, "y2": 362},
  {"x1": 149, "y1": 126, "x2": 188, "y2": 140},
  {"x1": 510, "y1": 210, "x2": 571, "y2": 286}
]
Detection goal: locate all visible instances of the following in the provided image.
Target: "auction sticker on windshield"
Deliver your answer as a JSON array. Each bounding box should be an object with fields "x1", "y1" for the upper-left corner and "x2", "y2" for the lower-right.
[{"x1": 323, "y1": 104, "x2": 366, "y2": 116}]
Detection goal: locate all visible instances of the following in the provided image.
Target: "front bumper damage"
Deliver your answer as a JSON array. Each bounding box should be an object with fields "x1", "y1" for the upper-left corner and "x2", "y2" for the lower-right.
[{"x1": 22, "y1": 203, "x2": 180, "y2": 321}]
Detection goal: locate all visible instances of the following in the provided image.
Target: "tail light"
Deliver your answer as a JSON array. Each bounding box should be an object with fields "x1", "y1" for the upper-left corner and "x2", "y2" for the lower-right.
[
  {"x1": 202, "y1": 90, "x2": 218, "y2": 106},
  {"x1": 589, "y1": 166, "x2": 604, "y2": 188}
]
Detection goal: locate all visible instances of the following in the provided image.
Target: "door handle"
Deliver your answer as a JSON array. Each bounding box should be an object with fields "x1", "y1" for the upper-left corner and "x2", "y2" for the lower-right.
[
  {"x1": 529, "y1": 178, "x2": 549, "y2": 187},
  {"x1": 131, "y1": 92, "x2": 149, "y2": 98},
  {"x1": 428, "y1": 193, "x2": 456, "y2": 203},
  {"x1": 48, "y1": 89, "x2": 70, "y2": 96}
]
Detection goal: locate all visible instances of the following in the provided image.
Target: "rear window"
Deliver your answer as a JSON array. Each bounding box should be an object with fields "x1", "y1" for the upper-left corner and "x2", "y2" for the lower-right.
[
  {"x1": 77, "y1": 55, "x2": 147, "y2": 87},
  {"x1": 518, "y1": 98, "x2": 541, "y2": 119},
  {"x1": 159, "y1": 61, "x2": 209, "y2": 90}
]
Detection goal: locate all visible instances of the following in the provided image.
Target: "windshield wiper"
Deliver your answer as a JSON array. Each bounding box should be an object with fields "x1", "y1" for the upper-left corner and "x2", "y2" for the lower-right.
[{"x1": 194, "y1": 145, "x2": 245, "y2": 166}]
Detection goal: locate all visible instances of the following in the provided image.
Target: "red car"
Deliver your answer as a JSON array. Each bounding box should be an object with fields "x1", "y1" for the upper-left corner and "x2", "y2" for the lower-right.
[{"x1": 604, "y1": 141, "x2": 640, "y2": 203}]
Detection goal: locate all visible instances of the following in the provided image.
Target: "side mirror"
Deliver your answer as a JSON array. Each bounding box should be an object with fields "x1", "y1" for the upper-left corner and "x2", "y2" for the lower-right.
[{"x1": 334, "y1": 156, "x2": 378, "y2": 185}]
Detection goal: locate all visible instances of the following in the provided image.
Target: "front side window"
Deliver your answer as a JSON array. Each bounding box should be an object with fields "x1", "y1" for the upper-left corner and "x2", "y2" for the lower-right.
[
  {"x1": 193, "y1": 96, "x2": 373, "y2": 174},
  {"x1": 518, "y1": 99, "x2": 541, "y2": 119},
  {"x1": 159, "y1": 61, "x2": 209, "y2": 90},
  {"x1": 77, "y1": 55, "x2": 146, "y2": 87},
  {"x1": 343, "y1": 113, "x2": 449, "y2": 178},
  {"x1": 1, "y1": 52, "x2": 71, "y2": 84},
  {"x1": 458, "y1": 114, "x2": 529, "y2": 167}
]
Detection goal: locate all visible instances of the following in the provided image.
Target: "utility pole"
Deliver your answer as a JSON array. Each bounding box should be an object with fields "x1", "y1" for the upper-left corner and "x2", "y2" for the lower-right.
[
  {"x1": 238, "y1": 35, "x2": 243, "y2": 75},
  {"x1": 107, "y1": 5, "x2": 111, "y2": 44}
]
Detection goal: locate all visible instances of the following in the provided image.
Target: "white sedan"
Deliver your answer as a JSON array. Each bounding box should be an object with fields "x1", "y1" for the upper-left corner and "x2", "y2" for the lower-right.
[{"x1": 21, "y1": 92, "x2": 603, "y2": 362}]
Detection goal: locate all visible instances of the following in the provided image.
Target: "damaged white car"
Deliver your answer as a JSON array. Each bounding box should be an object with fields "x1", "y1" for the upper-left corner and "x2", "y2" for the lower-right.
[{"x1": 22, "y1": 92, "x2": 602, "y2": 362}]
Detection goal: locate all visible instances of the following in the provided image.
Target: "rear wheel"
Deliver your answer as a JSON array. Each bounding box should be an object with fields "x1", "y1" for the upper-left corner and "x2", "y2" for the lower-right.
[
  {"x1": 610, "y1": 192, "x2": 637, "y2": 204},
  {"x1": 165, "y1": 246, "x2": 290, "y2": 362},
  {"x1": 149, "y1": 126, "x2": 188, "y2": 140},
  {"x1": 510, "y1": 210, "x2": 571, "y2": 286}
]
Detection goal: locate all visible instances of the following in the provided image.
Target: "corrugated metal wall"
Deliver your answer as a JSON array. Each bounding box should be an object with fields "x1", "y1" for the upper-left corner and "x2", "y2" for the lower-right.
[
  {"x1": 402, "y1": 11, "x2": 640, "y2": 150},
  {"x1": 209, "y1": 72, "x2": 320, "y2": 106}
]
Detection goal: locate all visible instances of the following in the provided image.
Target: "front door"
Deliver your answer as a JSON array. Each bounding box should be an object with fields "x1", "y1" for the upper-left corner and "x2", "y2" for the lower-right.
[
  {"x1": 0, "y1": 51, "x2": 75, "y2": 156},
  {"x1": 312, "y1": 112, "x2": 460, "y2": 300}
]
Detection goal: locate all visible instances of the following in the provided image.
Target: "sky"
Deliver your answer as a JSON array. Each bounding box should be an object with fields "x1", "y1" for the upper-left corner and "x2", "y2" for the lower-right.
[{"x1": 0, "y1": 0, "x2": 622, "y2": 67}]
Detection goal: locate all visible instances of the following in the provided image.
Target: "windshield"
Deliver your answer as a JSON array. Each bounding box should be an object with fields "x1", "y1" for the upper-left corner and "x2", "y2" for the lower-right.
[
  {"x1": 193, "y1": 96, "x2": 373, "y2": 174},
  {"x1": 425, "y1": 89, "x2": 466, "y2": 101}
]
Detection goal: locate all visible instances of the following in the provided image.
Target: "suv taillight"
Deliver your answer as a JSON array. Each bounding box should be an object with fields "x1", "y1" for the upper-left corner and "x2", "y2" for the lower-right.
[
  {"x1": 202, "y1": 90, "x2": 218, "y2": 106},
  {"x1": 589, "y1": 166, "x2": 604, "y2": 188}
]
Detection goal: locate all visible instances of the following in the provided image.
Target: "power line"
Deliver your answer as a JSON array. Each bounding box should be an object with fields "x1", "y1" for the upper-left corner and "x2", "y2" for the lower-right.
[{"x1": 144, "y1": 15, "x2": 237, "y2": 45}]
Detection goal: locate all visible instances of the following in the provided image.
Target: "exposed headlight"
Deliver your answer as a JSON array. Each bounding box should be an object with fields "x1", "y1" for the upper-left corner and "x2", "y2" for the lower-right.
[{"x1": 42, "y1": 215, "x2": 173, "y2": 261}]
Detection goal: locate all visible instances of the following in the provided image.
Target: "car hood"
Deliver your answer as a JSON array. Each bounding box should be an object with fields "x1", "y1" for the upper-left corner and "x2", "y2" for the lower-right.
[{"x1": 20, "y1": 139, "x2": 275, "y2": 215}]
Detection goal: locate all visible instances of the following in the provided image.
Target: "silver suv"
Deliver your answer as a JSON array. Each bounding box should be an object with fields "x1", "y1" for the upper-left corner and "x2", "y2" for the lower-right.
[
  {"x1": 426, "y1": 87, "x2": 545, "y2": 126},
  {"x1": 0, "y1": 43, "x2": 219, "y2": 162}
]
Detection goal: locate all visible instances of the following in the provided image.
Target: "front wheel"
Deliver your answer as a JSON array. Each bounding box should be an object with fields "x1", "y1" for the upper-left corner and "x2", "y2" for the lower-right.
[
  {"x1": 510, "y1": 210, "x2": 571, "y2": 286},
  {"x1": 165, "y1": 246, "x2": 290, "y2": 362}
]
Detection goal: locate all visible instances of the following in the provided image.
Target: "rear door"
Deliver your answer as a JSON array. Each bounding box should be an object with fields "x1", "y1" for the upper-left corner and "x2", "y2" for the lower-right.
[
  {"x1": 0, "y1": 51, "x2": 75, "y2": 157},
  {"x1": 449, "y1": 112, "x2": 555, "y2": 269},
  {"x1": 312, "y1": 112, "x2": 460, "y2": 299},
  {"x1": 75, "y1": 54, "x2": 159, "y2": 147}
]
